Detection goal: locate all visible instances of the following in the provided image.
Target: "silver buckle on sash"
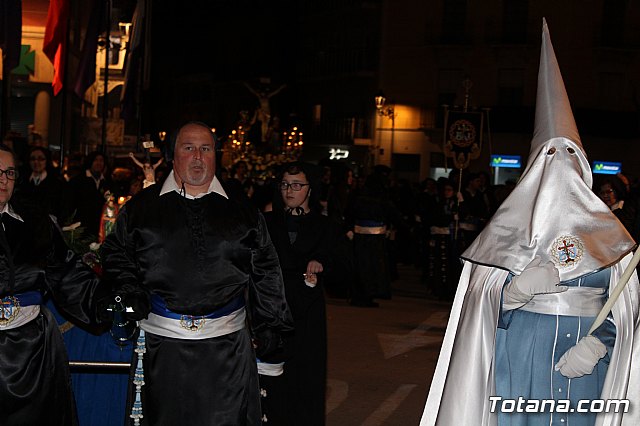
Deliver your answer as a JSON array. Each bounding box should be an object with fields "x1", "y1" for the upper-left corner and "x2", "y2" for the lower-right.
[
  {"x1": 179, "y1": 315, "x2": 205, "y2": 332},
  {"x1": 0, "y1": 296, "x2": 20, "y2": 327}
]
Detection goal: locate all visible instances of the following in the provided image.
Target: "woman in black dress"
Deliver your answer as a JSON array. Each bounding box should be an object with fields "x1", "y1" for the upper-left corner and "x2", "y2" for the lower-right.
[
  {"x1": 261, "y1": 162, "x2": 346, "y2": 425},
  {"x1": 13, "y1": 146, "x2": 66, "y2": 222}
]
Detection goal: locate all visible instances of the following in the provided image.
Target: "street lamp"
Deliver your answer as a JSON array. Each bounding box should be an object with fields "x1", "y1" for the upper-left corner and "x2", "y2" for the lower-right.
[{"x1": 374, "y1": 91, "x2": 396, "y2": 168}]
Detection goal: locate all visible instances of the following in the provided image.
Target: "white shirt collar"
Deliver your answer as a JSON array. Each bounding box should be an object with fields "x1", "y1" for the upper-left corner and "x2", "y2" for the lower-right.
[
  {"x1": 30, "y1": 170, "x2": 47, "y2": 184},
  {"x1": 86, "y1": 169, "x2": 104, "y2": 180},
  {"x1": 159, "y1": 170, "x2": 228, "y2": 200},
  {"x1": 1, "y1": 204, "x2": 24, "y2": 222},
  {"x1": 610, "y1": 200, "x2": 625, "y2": 211},
  {"x1": 86, "y1": 169, "x2": 105, "y2": 189}
]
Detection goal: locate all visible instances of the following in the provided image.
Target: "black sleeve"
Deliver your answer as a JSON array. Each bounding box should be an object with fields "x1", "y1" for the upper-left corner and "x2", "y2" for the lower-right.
[
  {"x1": 247, "y1": 211, "x2": 294, "y2": 334},
  {"x1": 100, "y1": 205, "x2": 151, "y2": 315},
  {"x1": 44, "y1": 216, "x2": 110, "y2": 330}
]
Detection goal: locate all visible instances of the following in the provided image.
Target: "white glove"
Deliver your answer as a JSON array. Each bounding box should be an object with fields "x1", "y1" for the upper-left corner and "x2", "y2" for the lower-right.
[
  {"x1": 555, "y1": 335, "x2": 607, "y2": 378},
  {"x1": 503, "y1": 257, "x2": 566, "y2": 310}
]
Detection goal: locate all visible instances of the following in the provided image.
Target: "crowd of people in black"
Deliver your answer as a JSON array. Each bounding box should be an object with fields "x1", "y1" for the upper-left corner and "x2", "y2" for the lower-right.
[
  {"x1": 3, "y1": 130, "x2": 640, "y2": 425},
  {"x1": 7, "y1": 140, "x2": 640, "y2": 305}
]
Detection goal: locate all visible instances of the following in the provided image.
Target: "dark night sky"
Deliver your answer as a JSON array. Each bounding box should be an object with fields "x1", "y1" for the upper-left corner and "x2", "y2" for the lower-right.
[
  {"x1": 150, "y1": 1, "x2": 298, "y2": 81},
  {"x1": 139, "y1": 1, "x2": 300, "y2": 132}
]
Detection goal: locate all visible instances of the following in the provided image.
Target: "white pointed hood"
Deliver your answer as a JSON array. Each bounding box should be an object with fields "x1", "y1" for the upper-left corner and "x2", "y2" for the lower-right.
[{"x1": 461, "y1": 19, "x2": 636, "y2": 282}]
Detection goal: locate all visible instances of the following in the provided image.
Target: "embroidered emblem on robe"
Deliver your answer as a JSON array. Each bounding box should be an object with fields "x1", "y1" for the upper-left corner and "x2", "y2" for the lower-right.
[
  {"x1": 550, "y1": 235, "x2": 584, "y2": 267},
  {"x1": 0, "y1": 296, "x2": 20, "y2": 326}
]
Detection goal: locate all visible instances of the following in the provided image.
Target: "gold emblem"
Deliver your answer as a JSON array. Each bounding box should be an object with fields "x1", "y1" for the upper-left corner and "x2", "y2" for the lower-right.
[
  {"x1": 550, "y1": 235, "x2": 584, "y2": 267},
  {"x1": 448, "y1": 119, "x2": 477, "y2": 148},
  {"x1": 0, "y1": 296, "x2": 20, "y2": 327}
]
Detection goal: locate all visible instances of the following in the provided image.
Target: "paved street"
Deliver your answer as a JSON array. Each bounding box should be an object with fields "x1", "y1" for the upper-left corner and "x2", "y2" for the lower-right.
[{"x1": 325, "y1": 265, "x2": 451, "y2": 425}]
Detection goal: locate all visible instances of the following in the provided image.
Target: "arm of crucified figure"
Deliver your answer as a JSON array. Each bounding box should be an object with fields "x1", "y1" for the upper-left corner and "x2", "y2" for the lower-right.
[
  {"x1": 128, "y1": 152, "x2": 144, "y2": 168},
  {"x1": 152, "y1": 157, "x2": 164, "y2": 169}
]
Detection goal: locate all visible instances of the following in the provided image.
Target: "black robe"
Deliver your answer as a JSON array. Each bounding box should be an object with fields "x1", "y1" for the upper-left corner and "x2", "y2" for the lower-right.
[
  {"x1": 345, "y1": 189, "x2": 400, "y2": 303},
  {"x1": 263, "y1": 210, "x2": 345, "y2": 426},
  {"x1": 0, "y1": 209, "x2": 104, "y2": 426},
  {"x1": 13, "y1": 173, "x2": 67, "y2": 222},
  {"x1": 65, "y1": 174, "x2": 112, "y2": 239},
  {"x1": 100, "y1": 184, "x2": 293, "y2": 426}
]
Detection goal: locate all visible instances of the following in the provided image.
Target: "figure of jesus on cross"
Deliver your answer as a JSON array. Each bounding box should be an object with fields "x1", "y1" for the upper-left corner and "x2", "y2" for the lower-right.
[{"x1": 244, "y1": 81, "x2": 286, "y2": 143}]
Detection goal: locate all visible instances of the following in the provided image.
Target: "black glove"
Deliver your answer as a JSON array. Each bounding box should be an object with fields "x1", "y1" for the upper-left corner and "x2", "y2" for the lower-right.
[
  {"x1": 253, "y1": 328, "x2": 293, "y2": 364},
  {"x1": 122, "y1": 291, "x2": 151, "y2": 321}
]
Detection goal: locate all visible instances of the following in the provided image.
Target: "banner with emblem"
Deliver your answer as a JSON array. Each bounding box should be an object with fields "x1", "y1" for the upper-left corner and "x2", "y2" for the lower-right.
[{"x1": 443, "y1": 110, "x2": 484, "y2": 169}]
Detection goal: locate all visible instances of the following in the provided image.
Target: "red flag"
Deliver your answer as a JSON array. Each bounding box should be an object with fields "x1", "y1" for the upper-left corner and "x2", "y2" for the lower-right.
[{"x1": 43, "y1": 0, "x2": 70, "y2": 95}]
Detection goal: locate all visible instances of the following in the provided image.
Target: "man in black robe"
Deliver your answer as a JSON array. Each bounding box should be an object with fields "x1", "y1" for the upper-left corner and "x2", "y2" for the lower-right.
[
  {"x1": 101, "y1": 122, "x2": 293, "y2": 425},
  {"x1": 0, "y1": 144, "x2": 106, "y2": 426}
]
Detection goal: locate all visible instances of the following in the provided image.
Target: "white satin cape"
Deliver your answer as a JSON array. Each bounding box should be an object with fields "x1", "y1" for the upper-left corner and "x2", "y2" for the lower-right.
[{"x1": 420, "y1": 254, "x2": 640, "y2": 426}]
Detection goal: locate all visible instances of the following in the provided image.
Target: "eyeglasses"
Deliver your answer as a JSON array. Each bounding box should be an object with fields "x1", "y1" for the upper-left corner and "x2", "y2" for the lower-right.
[
  {"x1": 599, "y1": 189, "x2": 614, "y2": 196},
  {"x1": 279, "y1": 182, "x2": 309, "y2": 191},
  {"x1": 30, "y1": 156, "x2": 46, "y2": 161},
  {"x1": 0, "y1": 168, "x2": 18, "y2": 180}
]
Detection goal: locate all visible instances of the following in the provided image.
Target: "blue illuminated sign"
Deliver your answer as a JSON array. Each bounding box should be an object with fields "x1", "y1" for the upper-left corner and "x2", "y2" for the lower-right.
[
  {"x1": 491, "y1": 155, "x2": 521, "y2": 169},
  {"x1": 592, "y1": 161, "x2": 622, "y2": 175}
]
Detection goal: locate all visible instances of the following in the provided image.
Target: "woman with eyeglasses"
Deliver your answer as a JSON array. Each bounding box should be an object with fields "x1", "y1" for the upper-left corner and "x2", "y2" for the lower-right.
[
  {"x1": 597, "y1": 175, "x2": 637, "y2": 241},
  {"x1": 0, "y1": 144, "x2": 108, "y2": 425},
  {"x1": 13, "y1": 146, "x2": 66, "y2": 222},
  {"x1": 259, "y1": 162, "x2": 347, "y2": 425}
]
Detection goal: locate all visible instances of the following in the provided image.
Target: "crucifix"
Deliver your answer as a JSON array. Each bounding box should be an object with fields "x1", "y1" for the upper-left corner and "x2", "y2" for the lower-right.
[
  {"x1": 130, "y1": 135, "x2": 163, "y2": 188},
  {"x1": 557, "y1": 240, "x2": 576, "y2": 263}
]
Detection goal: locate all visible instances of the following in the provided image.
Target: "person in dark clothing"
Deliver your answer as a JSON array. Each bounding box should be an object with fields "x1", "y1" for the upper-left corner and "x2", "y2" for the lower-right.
[
  {"x1": 326, "y1": 165, "x2": 353, "y2": 227},
  {"x1": 597, "y1": 175, "x2": 637, "y2": 240},
  {"x1": 0, "y1": 144, "x2": 107, "y2": 426},
  {"x1": 477, "y1": 170, "x2": 498, "y2": 218},
  {"x1": 13, "y1": 146, "x2": 66, "y2": 222},
  {"x1": 389, "y1": 177, "x2": 418, "y2": 268},
  {"x1": 460, "y1": 172, "x2": 489, "y2": 241},
  {"x1": 226, "y1": 160, "x2": 252, "y2": 197},
  {"x1": 325, "y1": 165, "x2": 356, "y2": 298},
  {"x1": 66, "y1": 151, "x2": 112, "y2": 239},
  {"x1": 427, "y1": 178, "x2": 468, "y2": 300},
  {"x1": 416, "y1": 178, "x2": 439, "y2": 289},
  {"x1": 100, "y1": 122, "x2": 293, "y2": 426},
  {"x1": 346, "y1": 172, "x2": 401, "y2": 306},
  {"x1": 260, "y1": 162, "x2": 346, "y2": 425}
]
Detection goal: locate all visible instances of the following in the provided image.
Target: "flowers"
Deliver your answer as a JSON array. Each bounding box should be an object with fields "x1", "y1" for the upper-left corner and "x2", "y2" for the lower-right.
[
  {"x1": 230, "y1": 151, "x2": 300, "y2": 182},
  {"x1": 84, "y1": 242, "x2": 102, "y2": 273},
  {"x1": 61, "y1": 224, "x2": 102, "y2": 275}
]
